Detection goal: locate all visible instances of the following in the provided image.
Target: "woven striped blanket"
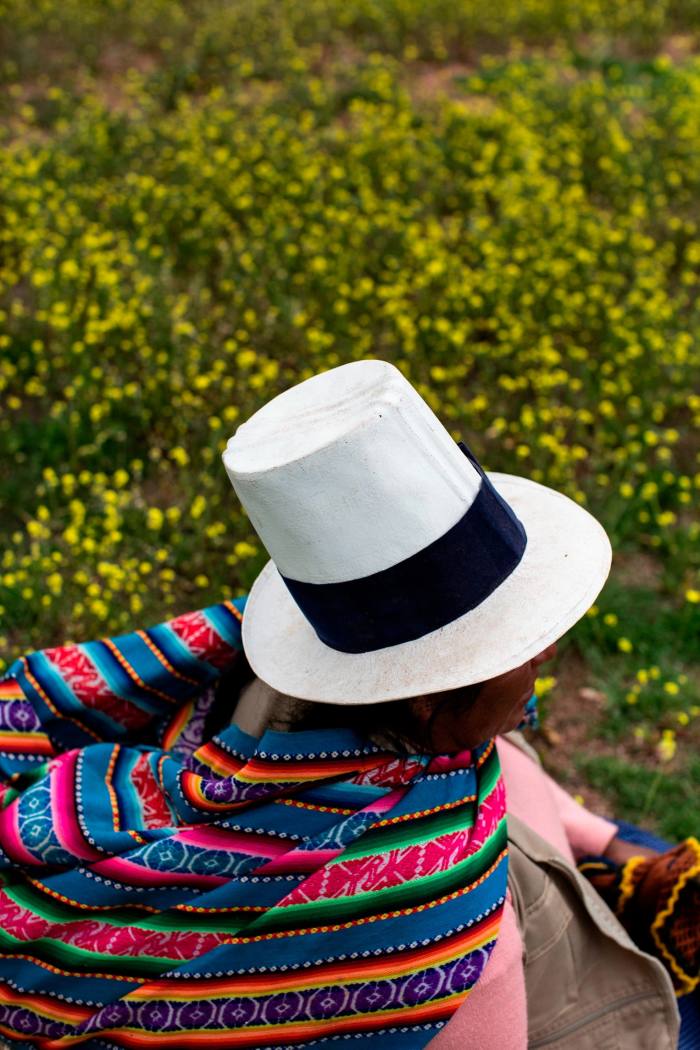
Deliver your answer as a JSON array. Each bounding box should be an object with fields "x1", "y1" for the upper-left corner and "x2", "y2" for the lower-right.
[{"x1": 0, "y1": 597, "x2": 508, "y2": 1048}]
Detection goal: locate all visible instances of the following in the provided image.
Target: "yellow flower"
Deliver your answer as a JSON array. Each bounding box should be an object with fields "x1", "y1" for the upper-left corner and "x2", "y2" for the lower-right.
[
  {"x1": 147, "y1": 507, "x2": 164, "y2": 530},
  {"x1": 60, "y1": 259, "x2": 80, "y2": 279},
  {"x1": 190, "y1": 495, "x2": 207, "y2": 519},
  {"x1": 46, "y1": 572, "x2": 63, "y2": 595},
  {"x1": 656, "y1": 729, "x2": 676, "y2": 763},
  {"x1": 234, "y1": 541, "x2": 258, "y2": 558},
  {"x1": 663, "y1": 681, "x2": 679, "y2": 695},
  {"x1": 617, "y1": 637, "x2": 633, "y2": 653},
  {"x1": 685, "y1": 589, "x2": 700, "y2": 604},
  {"x1": 534, "y1": 675, "x2": 556, "y2": 696},
  {"x1": 237, "y1": 350, "x2": 257, "y2": 369},
  {"x1": 171, "y1": 447, "x2": 190, "y2": 467},
  {"x1": 90, "y1": 599, "x2": 109, "y2": 621}
]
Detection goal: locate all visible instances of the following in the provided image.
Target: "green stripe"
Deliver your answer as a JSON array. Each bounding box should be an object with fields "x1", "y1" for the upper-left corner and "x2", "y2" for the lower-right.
[
  {"x1": 336, "y1": 800, "x2": 476, "y2": 860},
  {"x1": 333, "y1": 754, "x2": 501, "y2": 862},
  {"x1": 476, "y1": 744, "x2": 501, "y2": 794},
  {"x1": 1, "y1": 787, "x2": 20, "y2": 808},
  {"x1": 0, "y1": 879, "x2": 256, "y2": 935},
  {"x1": 252, "y1": 817, "x2": 508, "y2": 933},
  {"x1": 0, "y1": 927, "x2": 174, "y2": 976}
]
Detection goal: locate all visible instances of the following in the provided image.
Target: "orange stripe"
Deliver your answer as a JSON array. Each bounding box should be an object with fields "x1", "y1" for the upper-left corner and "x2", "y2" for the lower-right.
[
  {"x1": 135, "y1": 629, "x2": 203, "y2": 688},
  {"x1": 0, "y1": 948, "x2": 141, "y2": 983},
  {"x1": 161, "y1": 699, "x2": 194, "y2": 751},
  {"x1": 70, "y1": 992, "x2": 466, "y2": 1047},
  {"x1": 180, "y1": 771, "x2": 243, "y2": 811},
  {"x1": 105, "y1": 744, "x2": 122, "y2": 833},
  {"x1": 477, "y1": 738, "x2": 495, "y2": 767},
  {"x1": 373, "y1": 793, "x2": 476, "y2": 828},
  {"x1": 0, "y1": 731, "x2": 54, "y2": 754},
  {"x1": 234, "y1": 754, "x2": 390, "y2": 784},
  {"x1": 174, "y1": 902, "x2": 266, "y2": 915},
  {"x1": 0, "y1": 679, "x2": 25, "y2": 698},
  {"x1": 102, "y1": 639, "x2": 180, "y2": 706},
  {"x1": 19, "y1": 658, "x2": 102, "y2": 742},
  {"x1": 25, "y1": 876, "x2": 161, "y2": 914},
  {"x1": 194, "y1": 741, "x2": 245, "y2": 777},
  {"x1": 0, "y1": 980, "x2": 90, "y2": 1024},
  {"x1": 223, "y1": 847, "x2": 508, "y2": 943},
  {"x1": 275, "y1": 798, "x2": 356, "y2": 815},
  {"x1": 130, "y1": 910, "x2": 500, "y2": 1000},
  {"x1": 223, "y1": 600, "x2": 244, "y2": 623}
]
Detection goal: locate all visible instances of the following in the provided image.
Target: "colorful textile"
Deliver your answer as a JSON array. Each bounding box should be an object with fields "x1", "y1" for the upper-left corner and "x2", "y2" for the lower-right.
[
  {"x1": 0, "y1": 597, "x2": 509, "y2": 1048},
  {"x1": 612, "y1": 822, "x2": 700, "y2": 1050},
  {"x1": 579, "y1": 837, "x2": 700, "y2": 997},
  {"x1": 518, "y1": 693, "x2": 539, "y2": 731}
]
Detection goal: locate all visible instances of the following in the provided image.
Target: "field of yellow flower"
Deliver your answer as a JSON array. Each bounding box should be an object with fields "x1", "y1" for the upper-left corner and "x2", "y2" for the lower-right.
[{"x1": 1, "y1": 0, "x2": 699, "y2": 836}]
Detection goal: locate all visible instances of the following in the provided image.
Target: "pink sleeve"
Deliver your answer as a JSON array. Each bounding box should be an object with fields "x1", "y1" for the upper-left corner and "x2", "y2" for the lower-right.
[
  {"x1": 426, "y1": 893, "x2": 527, "y2": 1049},
  {"x1": 544, "y1": 773, "x2": 618, "y2": 858}
]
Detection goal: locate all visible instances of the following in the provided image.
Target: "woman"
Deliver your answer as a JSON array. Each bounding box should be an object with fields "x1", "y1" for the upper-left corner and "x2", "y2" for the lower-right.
[
  {"x1": 0, "y1": 360, "x2": 690, "y2": 1047},
  {"x1": 226, "y1": 625, "x2": 681, "y2": 1049}
]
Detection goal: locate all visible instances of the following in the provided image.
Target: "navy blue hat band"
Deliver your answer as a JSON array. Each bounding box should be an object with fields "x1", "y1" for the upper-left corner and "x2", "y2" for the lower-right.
[{"x1": 279, "y1": 442, "x2": 527, "y2": 654}]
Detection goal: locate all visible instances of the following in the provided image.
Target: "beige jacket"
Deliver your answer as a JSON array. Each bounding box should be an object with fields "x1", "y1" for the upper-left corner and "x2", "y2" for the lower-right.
[{"x1": 503, "y1": 731, "x2": 680, "y2": 1049}]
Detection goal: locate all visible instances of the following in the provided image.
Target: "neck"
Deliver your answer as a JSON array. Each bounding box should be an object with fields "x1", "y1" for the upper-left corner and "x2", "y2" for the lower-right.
[
  {"x1": 230, "y1": 676, "x2": 282, "y2": 737},
  {"x1": 229, "y1": 676, "x2": 411, "y2": 753}
]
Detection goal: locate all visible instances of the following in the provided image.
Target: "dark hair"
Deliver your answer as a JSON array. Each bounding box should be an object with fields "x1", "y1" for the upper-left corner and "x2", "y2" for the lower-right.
[
  {"x1": 214, "y1": 649, "x2": 484, "y2": 754},
  {"x1": 269, "y1": 695, "x2": 429, "y2": 753}
]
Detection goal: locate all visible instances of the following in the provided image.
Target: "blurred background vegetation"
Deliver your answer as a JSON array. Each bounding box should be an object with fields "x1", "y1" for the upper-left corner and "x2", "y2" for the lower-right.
[{"x1": 0, "y1": 0, "x2": 699, "y2": 837}]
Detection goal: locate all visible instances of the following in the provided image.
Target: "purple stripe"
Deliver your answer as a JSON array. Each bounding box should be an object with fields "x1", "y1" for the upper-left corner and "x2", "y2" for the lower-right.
[{"x1": 64, "y1": 947, "x2": 495, "y2": 1038}]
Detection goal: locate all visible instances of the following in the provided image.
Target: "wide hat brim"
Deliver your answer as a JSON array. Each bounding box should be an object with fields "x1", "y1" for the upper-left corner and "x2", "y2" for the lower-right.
[{"x1": 241, "y1": 472, "x2": 612, "y2": 704}]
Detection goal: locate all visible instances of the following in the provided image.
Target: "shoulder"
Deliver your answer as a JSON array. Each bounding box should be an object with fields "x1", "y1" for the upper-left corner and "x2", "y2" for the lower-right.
[{"x1": 425, "y1": 894, "x2": 527, "y2": 1049}]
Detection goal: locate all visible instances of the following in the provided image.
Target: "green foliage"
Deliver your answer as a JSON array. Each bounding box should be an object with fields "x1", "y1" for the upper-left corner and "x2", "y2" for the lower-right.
[
  {"x1": 0, "y1": 0, "x2": 684, "y2": 89},
  {"x1": 1, "y1": 2, "x2": 699, "y2": 833},
  {"x1": 572, "y1": 581, "x2": 700, "y2": 736},
  {"x1": 579, "y1": 754, "x2": 700, "y2": 840}
]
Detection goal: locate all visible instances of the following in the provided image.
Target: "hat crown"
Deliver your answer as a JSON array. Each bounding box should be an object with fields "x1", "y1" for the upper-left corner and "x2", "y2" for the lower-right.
[{"x1": 223, "y1": 360, "x2": 483, "y2": 583}]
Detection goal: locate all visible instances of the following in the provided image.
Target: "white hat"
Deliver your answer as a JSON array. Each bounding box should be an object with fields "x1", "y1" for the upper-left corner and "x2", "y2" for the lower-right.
[{"x1": 222, "y1": 359, "x2": 611, "y2": 704}]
